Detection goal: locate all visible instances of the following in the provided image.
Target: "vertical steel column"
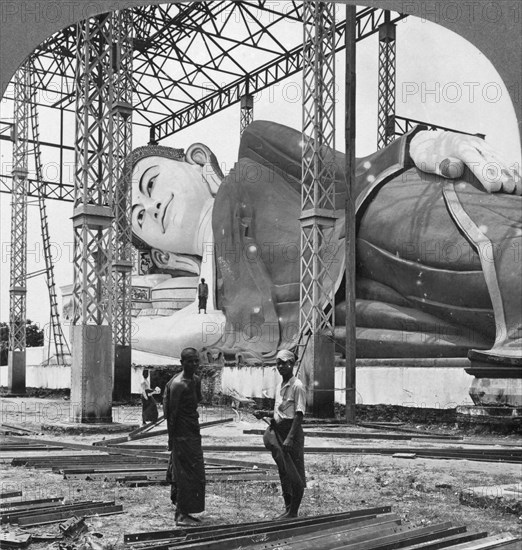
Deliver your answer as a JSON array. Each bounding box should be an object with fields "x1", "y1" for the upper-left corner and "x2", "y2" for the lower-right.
[
  {"x1": 112, "y1": 9, "x2": 134, "y2": 401},
  {"x1": 344, "y1": 6, "x2": 357, "y2": 424},
  {"x1": 240, "y1": 93, "x2": 254, "y2": 136},
  {"x1": 377, "y1": 12, "x2": 396, "y2": 149},
  {"x1": 72, "y1": 14, "x2": 115, "y2": 423},
  {"x1": 300, "y1": 1, "x2": 337, "y2": 417},
  {"x1": 8, "y1": 63, "x2": 30, "y2": 395}
]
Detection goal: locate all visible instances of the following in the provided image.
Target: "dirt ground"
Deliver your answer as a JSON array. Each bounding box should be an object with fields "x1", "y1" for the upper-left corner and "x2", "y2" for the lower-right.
[{"x1": 1, "y1": 396, "x2": 521, "y2": 549}]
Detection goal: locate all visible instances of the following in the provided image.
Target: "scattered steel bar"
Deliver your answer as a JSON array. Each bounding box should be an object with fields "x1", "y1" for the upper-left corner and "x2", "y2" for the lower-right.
[
  {"x1": 0, "y1": 492, "x2": 22, "y2": 500},
  {"x1": 93, "y1": 417, "x2": 234, "y2": 446},
  {"x1": 1, "y1": 498, "x2": 62, "y2": 510},
  {"x1": 18, "y1": 504, "x2": 123, "y2": 527},
  {"x1": 242, "y1": 428, "x2": 462, "y2": 440},
  {"x1": 199, "y1": 445, "x2": 522, "y2": 463},
  {"x1": 6, "y1": 436, "x2": 170, "y2": 462},
  {"x1": 2, "y1": 500, "x2": 113, "y2": 523},
  {"x1": 124, "y1": 507, "x2": 393, "y2": 545}
]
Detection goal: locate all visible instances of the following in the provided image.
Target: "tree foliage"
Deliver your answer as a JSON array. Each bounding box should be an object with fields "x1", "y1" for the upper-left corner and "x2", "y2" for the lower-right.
[{"x1": 0, "y1": 320, "x2": 44, "y2": 365}]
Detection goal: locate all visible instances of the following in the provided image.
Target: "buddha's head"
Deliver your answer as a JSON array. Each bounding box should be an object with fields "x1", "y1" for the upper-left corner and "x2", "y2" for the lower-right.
[{"x1": 129, "y1": 143, "x2": 223, "y2": 273}]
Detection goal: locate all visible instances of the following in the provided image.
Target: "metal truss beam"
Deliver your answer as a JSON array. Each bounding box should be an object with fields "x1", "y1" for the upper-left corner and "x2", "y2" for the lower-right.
[
  {"x1": 8, "y1": 63, "x2": 30, "y2": 394},
  {"x1": 299, "y1": 0, "x2": 337, "y2": 417},
  {"x1": 393, "y1": 115, "x2": 486, "y2": 139},
  {"x1": 152, "y1": 8, "x2": 407, "y2": 141},
  {"x1": 0, "y1": 114, "x2": 478, "y2": 205},
  {"x1": 71, "y1": 13, "x2": 115, "y2": 423},
  {"x1": 4, "y1": 4, "x2": 406, "y2": 142},
  {"x1": 377, "y1": 12, "x2": 396, "y2": 149},
  {"x1": 0, "y1": 175, "x2": 74, "y2": 201},
  {"x1": 112, "y1": 10, "x2": 134, "y2": 400}
]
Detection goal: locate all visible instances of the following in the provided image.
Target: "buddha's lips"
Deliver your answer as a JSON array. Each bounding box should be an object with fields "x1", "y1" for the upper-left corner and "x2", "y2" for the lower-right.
[{"x1": 161, "y1": 194, "x2": 174, "y2": 233}]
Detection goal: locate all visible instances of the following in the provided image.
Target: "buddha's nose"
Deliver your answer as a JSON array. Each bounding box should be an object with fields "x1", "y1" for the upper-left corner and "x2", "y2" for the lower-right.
[{"x1": 146, "y1": 201, "x2": 162, "y2": 219}]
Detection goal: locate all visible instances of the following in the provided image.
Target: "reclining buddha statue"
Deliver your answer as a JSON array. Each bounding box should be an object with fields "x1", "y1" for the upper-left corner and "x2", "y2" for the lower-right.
[{"x1": 130, "y1": 121, "x2": 521, "y2": 405}]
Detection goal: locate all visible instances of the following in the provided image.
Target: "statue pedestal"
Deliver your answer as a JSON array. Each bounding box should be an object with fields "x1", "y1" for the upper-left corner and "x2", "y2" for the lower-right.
[{"x1": 466, "y1": 349, "x2": 522, "y2": 407}]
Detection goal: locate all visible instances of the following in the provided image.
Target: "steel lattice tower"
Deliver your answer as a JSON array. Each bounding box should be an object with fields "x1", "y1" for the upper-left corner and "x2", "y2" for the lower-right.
[
  {"x1": 112, "y1": 10, "x2": 134, "y2": 401},
  {"x1": 300, "y1": 0, "x2": 337, "y2": 417},
  {"x1": 240, "y1": 93, "x2": 254, "y2": 135},
  {"x1": 8, "y1": 63, "x2": 30, "y2": 395},
  {"x1": 71, "y1": 14, "x2": 115, "y2": 422},
  {"x1": 377, "y1": 12, "x2": 396, "y2": 149}
]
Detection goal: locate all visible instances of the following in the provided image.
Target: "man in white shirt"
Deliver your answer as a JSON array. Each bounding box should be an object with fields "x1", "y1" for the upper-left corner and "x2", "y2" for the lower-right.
[{"x1": 255, "y1": 349, "x2": 306, "y2": 518}]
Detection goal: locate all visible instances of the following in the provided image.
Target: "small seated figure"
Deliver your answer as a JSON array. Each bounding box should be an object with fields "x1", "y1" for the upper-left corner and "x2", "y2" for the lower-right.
[{"x1": 129, "y1": 121, "x2": 521, "y2": 384}]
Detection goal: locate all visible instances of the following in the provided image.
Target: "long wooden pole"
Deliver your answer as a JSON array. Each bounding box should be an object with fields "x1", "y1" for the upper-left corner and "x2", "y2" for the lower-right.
[{"x1": 345, "y1": 5, "x2": 357, "y2": 424}]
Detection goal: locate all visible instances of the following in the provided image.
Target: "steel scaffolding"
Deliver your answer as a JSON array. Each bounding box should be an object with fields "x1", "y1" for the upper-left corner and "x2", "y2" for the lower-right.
[
  {"x1": 1, "y1": 6, "x2": 408, "y2": 200},
  {"x1": 28, "y1": 59, "x2": 70, "y2": 366},
  {"x1": 111, "y1": 10, "x2": 134, "y2": 400},
  {"x1": 2, "y1": 3, "x2": 488, "y2": 420},
  {"x1": 377, "y1": 12, "x2": 396, "y2": 150},
  {"x1": 240, "y1": 93, "x2": 254, "y2": 136},
  {"x1": 300, "y1": 0, "x2": 337, "y2": 417},
  {"x1": 8, "y1": 63, "x2": 30, "y2": 394},
  {"x1": 71, "y1": 13, "x2": 115, "y2": 422}
]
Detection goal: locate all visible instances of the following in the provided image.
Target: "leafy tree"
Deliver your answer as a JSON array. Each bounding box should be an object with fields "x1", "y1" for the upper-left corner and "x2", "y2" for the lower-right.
[{"x1": 0, "y1": 320, "x2": 44, "y2": 365}]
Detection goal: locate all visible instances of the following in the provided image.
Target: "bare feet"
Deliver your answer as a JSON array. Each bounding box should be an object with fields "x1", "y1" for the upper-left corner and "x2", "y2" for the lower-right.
[{"x1": 175, "y1": 513, "x2": 200, "y2": 526}]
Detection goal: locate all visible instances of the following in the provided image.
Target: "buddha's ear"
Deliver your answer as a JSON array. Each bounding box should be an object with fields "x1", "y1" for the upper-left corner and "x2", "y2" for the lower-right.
[
  {"x1": 150, "y1": 248, "x2": 171, "y2": 269},
  {"x1": 185, "y1": 143, "x2": 224, "y2": 196},
  {"x1": 150, "y1": 248, "x2": 201, "y2": 276}
]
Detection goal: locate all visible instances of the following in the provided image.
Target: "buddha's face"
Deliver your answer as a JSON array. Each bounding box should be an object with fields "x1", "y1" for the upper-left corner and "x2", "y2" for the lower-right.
[{"x1": 132, "y1": 156, "x2": 212, "y2": 255}]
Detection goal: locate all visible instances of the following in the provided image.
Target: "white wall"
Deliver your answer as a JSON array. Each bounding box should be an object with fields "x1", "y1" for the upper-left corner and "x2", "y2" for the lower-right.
[
  {"x1": 222, "y1": 359, "x2": 474, "y2": 407},
  {"x1": 1, "y1": 352, "x2": 475, "y2": 407}
]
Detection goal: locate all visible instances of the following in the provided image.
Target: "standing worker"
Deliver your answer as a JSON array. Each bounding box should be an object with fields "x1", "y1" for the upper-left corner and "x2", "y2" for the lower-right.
[
  {"x1": 163, "y1": 347, "x2": 206, "y2": 526},
  {"x1": 254, "y1": 349, "x2": 307, "y2": 518},
  {"x1": 140, "y1": 369, "x2": 159, "y2": 426},
  {"x1": 197, "y1": 278, "x2": 208, "y2": 314}
]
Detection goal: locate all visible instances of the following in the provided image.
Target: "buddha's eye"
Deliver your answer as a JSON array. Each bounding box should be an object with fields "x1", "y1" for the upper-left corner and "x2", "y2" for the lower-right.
[
  {"x1": 137, "y1": 208, "x2": 145, "y2": 228},
  {"x1": 146, "y1": 175, "x2": 157, "y2": 196}
]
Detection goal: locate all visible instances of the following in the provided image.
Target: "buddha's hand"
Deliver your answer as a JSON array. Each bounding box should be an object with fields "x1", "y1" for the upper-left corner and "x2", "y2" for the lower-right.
[{"x1": 410, "y1": 129, "x2": 521, "y2": 195}]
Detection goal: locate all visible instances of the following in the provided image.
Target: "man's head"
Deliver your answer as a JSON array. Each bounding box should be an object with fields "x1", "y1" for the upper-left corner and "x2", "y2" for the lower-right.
[
  {"x1": 180, "y1": 347, "x2": 200, "y2": 378},
  {"x1": 130, "y1": 143, "x2": 223, "y2": 258},
  {"x1": 275, "y1": 349, "x2": 295, "y2": 380},
  {"x1": 201, "y1": 278, "x2": 205, "y2": 283},
  {"x1": 143, "y1": 369, "x2": 149, "y2": 379}
]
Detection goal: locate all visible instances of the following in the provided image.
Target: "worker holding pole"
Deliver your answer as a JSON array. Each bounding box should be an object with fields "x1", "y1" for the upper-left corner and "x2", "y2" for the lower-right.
[{"x1": 254, "y1": 350, "x2": 307, "y2": 518}]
